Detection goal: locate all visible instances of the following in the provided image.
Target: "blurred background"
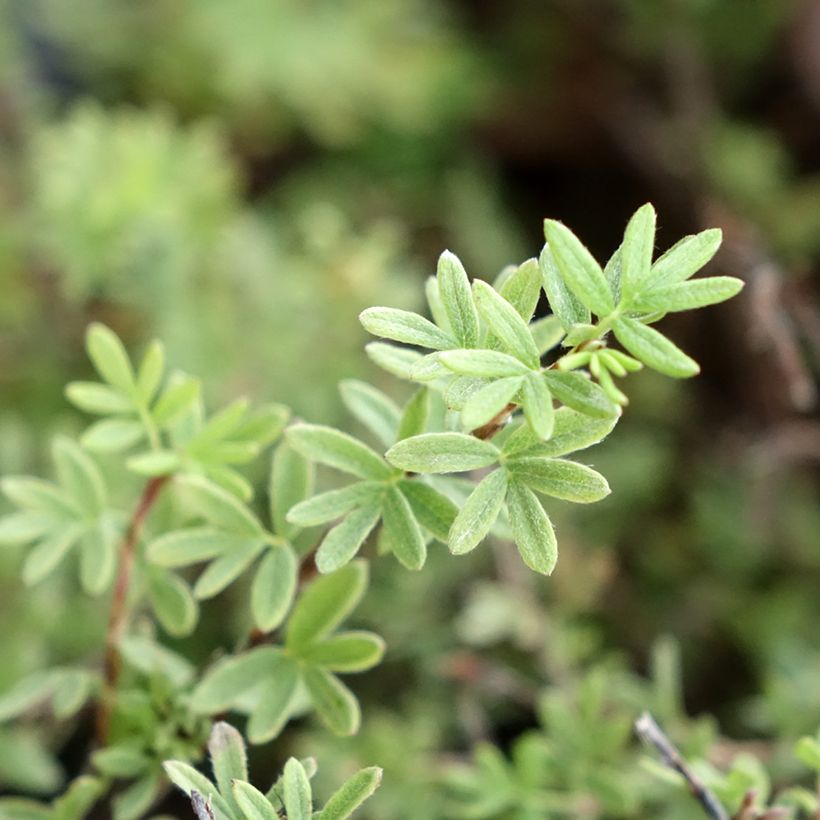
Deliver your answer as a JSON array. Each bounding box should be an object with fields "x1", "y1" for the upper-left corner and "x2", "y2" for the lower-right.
[{"x1": 0, "y1": 0, "x2": 818, "y2": 816}]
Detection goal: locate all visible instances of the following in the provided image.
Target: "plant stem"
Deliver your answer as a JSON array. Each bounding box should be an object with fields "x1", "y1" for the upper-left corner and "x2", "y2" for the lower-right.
[{"x1": 96, "y1": 474, "x2": 170, "y2": 745}]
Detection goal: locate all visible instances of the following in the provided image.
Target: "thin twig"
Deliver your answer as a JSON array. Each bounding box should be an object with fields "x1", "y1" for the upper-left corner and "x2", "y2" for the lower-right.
[
  {"x1": 190, "y1": 791, "x2": 216, "y2": 820},
  {"x1": 635, "y1": 711, "x2": 729, "y2": 820},
  {"x1": 96, "y1": 475, "x2": 170, "y2": 744}
]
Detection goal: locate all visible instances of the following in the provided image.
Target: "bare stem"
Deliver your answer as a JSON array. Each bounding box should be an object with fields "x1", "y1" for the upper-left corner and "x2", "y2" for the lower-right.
[
  {"x1": 635, "y1": 711, "x2": 728, "y2": 820},
  {"x1": 96, "y1": 475, "x2": 170, "y2": 745}
]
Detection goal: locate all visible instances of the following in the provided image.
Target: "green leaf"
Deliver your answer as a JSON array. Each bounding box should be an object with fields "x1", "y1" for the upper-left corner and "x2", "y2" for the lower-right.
[
  {"x1": 449, "y1": 468, "x2": 508, "y2": 555},
  {"x1": 340, "y1": 381, "x2": 400, "y2": 449},
  {"x1": 630, "y1": 276, "x2": 744, "y2": 313},
  {"x1": 204, "y1": 465, "x2": 254, "y2": 502},
  {"x1": 438, "y1": 349, "x2": 531, "y2": 378},
  {"x1": 86, "y1": 323, "x2": 135, "y2": 394},
  {"x1": 543, "y1": 221, "x2": 615, "y2": 316},
  {"x1": 152, "y1": 378, "x2": 201, "y2": 427},
  {"x1": 209, "y1": 722, "x2": 248, "y2": 817},
  {"x1": 179, "y1": 475, "x2": 265, "y2": 536},
  {"x1": 190, "y1": 647, "x2": 285, "y2": 713},
  {"x1": 359, "y1": 307, "x2": 454, "y2": 350},
  {"x1": 386, "y1": 433, "x2": 499, "y2": 474},
  {"x1": 300, "y1": 632, "x2": 385, "y2": 673},
  {"x1": 380, "y1": 486, "x2": 426, "y2": 570},
  {"x1": 317, "y1": 767, "x2": 383, "y2": 820},
  {"x1": 113, "y1": 773, "x2": 160, "y2": 820},
  {"x1": 193, "y1": 538, "x2": 266, "y2": 599},
  {"x1": 498, "y1": 258, "x2": 541, "y2": 323},
  {"x1": 81, "y1": 419, "x2": 144, "y2": 453},
  {"x1": 247, "y1": 656, "x2": 300, "y2": 743},
  {"x1": 543, "y1": 371, "x2": 618, "y2": 417},
  {"x1": 506, "y1": 481, "x2": 557, "y2": 575},
  {"x1": 22, "y1": 524, "x2": 84, "y2": 585},
  {"x1": 521, "y1": 373, "x2": 554, "y2": 439},
  {"x1": 270, "y1": 442, "x2": 314, "y2": 539},
  {"x1": 287, "y1": 560, "x2": 368, "y2": 650},
  {"x1": 1, "y1": 477, "x2": 77, "y2": 518},
  {"x1": 287, "y1": 483, "x2": 385, "y2": 528},
  {"x1": 232, "y1": 780, "x2": 279, "y2": 820},
  {"x1": 530, "y1": 315, "x2": 565, "y2": 354},
  {"x1": 79, "y1": 523, "x2": 117, "y2": 595},
  {"x1": 504, "y1": 407, "x2": 618, "y2": 458},
  {"x1": 506, "y1": 457, "x2": 610, "y2": 502},
  {"x1": 461, "y1": 377, "x2": 522, "y2": 431},
  {"x1": 650, "y1": 228, "x2": 722, "y2": 288},
  {"x1": 315, "y1": 504, "x2": 382, "y2": 574},
  {"x1": 795, "y1": 737, "x2": 820, "y2": 771},
  {"x1": 283, "y1": 758, "x2": 313, "y2": 820},
  {"x1": 0, "y1": 512, "x2": 53, "y2": 545},
  {"x1": 148, "y1": 570, "x2": 198, "y2": 636},
  {"x1": 539, "y1": 244, "x2": 590, "y2": 330},
  {"x1": 51, "y1": 669, "x2": 92, "y2": 719},
  {"x1": 0, "y1": 671, "x2": 60, "y2": 721},
  {"x1": 409, "y1": 352, "x2": 451, "y2": 382},
  {"x1": 619, "y1": 203, "x2": 656, "y2": 300},
  {"x1": 396, "y1": 387, "x2": 429, "y2": 442},
  {"x1": 303, "y1": 667, "x2": 360, "y2": 736},
  {"x1": 397, "y1": 480, "x2": 457, "y2": 542},
  {"x1": 286, "y1": 425, "x2": 391, "y2": 481},
  {"x1": 437, "y1": 251, "x2": 479, "y2": 348},
  {"x1": 92, "y1": 744, "x2": 149, "y2": 778},
  {"x1": 425, "y1": 276, "x2": 451, "y2": 334},
  {"x1": 126, "y1": 450, "x2": 180, "y2": 476},
  {"x1": 604, "y1": 244, "x2": 622, "y2": 303},
  {"x1": 136, "y1": 340, "x2": 165, "y2": 404},
  {"x1": 162, "y1": 762, "x2": 232, "y2": 819},
  {"x1": 613, "y1": 317, "x2": 700, "y2": 378},
  {"x1": 444, "y1": 376, "x2": 485, "y2": 411},
  {"x1": 147, "y1": 527, "x2": 231, "y2": 567},
  {"x1": 472, "y1": 280, "x2": 540, "y2": 367},
  {"x1": 53, "y1": 437, "x2": 106, "y2": 517},
  {"x1": 65, "y1": 382, "x2": 133, "y2": 415},
  {"x1": 365, "y1": 343, "x2": 423, "y2": 380},
  {"x1": 232, "y1": 404, "x2": 290, "y2": 447},
  {"x1": 57, "y1": 776, "x2": 106, "y2": 819},
  {"x1": 119, "y1": 636, "x2": 194, "y2": 687},
  {"x1": 251, "y1": 546, "x2": 297, "y2": 633}
]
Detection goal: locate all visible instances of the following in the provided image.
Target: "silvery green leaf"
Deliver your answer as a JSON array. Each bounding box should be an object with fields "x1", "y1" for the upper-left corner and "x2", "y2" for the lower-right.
[
  {"x1": 613, "y1": 317, "x2": 699, "y2": 378},
  {"x1": 282, "y1": 758, "x2": 313, "y2": 820},
  {"x1": 163, "y1": 762, "x2": 232, "y2": 820},
  {"x1": 148, "y1": 570, "x2": 198, "y2": 636},
  {"x1": 449, "y1": 468, "x2": 508, "y2": 555},
  {"x1": 530, "y1": 315, "x2": 565, "y2": 354},
  {"x1": 126, "y1": 450, "x2": 180, "y2": 476},
  {"x1": 209, "y1": 722, "x2": 248, "y2": 817},
  {"x1": 152, "y1": 378, "x2": 201, "y2": 427},
  {"x1": 539, "y1": 244, "x2": 590, "y2": 330},
  {"x1": 286, "y1": 560, "x2": 368, "y2": 650},
  {"x1": 120, "y1": 635, "x2": 194, "y2": 687},
  {"x1": 315, "y1": 505, "x2": 382, "y2": 573},
  {"x1": 247, "y1": 656, "x2": 300, "y2": 743},
  {"x1": 0, "y1": 670, "x2": 61, "y2": 721},
  {"x1": 51, "y1": 669, "x2": 93, "y2": 719},
  {"x1": 397, "y1": 387, "x2": 429, "y2": 441},
  {"x1": 251, "y1": 545, "x2": 297, "y2": 632},
  {"x1": 365, "y1": 342, "x2": 423, "y2": 380},
  {"x1": 437, "y1": 251, "x2": 479, "y2": 348},
  {"x1": 316, "y1": 767, "x2": 383, "y2": 820},
  {"x1": 113, "y1": 772, "x2": 159, "y2": 820},
  {"x1": 506, "y1": 457, "x2": 610, "y2": 502},
  {"x1": 303, "y1": 667, "x2": 360, "y2": 736},
  {"x1": 506, "y1": 480, "x2": 557, "y2": 575},
  {"x1": 179, "y1": 475, "x2": 265, "y2": 536},
  {"x1": 359, "y1": 307, "x2": 454, "y2": 350},
  {"x1": 397, "y1": 480, "x2": 457, "y2": 542},
  {"x1": 650, "y1": 228, "x2": 722, "y2": 288},
  {"x1": 232, "y1": 780, "x2": 279, "y2": 820},
  {"x1": 521, "y1": 373, "x2": 553, "y2": 439},
  {"x1": 270, "y1": 441, "x2": 314, "y2": 539},
  {"x1": 340, "y1": 380, "x2": 400, "y2": 448},
  {"x1": 543, "y1": 371, "x2": 617, "y2": 418},
  {"x1": 543, "y1": 221, "x2": 615, "y2": 317},
  {"x1": 438, "y1": 349, "x2": 531, "y2": 378},
  {"x1": 619, "y1": 202, "x2": 656, "y2": 300},
  {"x1": 504, "y1": 407, "x2": 618, "y2": 458},
  {"x1": 190, "y1": 647, "x2": 285, "y2": 713},
  {"x1": 381, "y1": 486, "x2": 426, "y2": 570},
  {"x1": 22, "y1": 524, "x2": 84, "y2": 585},
  {"x1": 203, "y1": 465, "x2": 254, "y2": 502},
  {"x1": 444, "y1": 375, "x2": 485, "y2": 411},
  {"x1": 86, "y1": 323, "x2": 136, "y2": 395},
  {"x1": 409, "y1": 352, "x2": 451, "y2": 382},
  {"x1": 386, "y1": 433, "x2": 499, "y2": 474},
  {"x1": 497, "y1": 258, "x2": 541, "y2": 323},
  {"x1": 630, "y1": 276, "x2": 744, "y2": 313},
  {"x1": 231, "y1": 403, "x2": 290, "y2": 447},
  {"x1": 0, "y1": 511, "x2": 53, "y2": 544},
  {"x1": 287, "y1": 482, "x2": 385, "y2": 527},
  {"x1": 604, "y1": 244, "x2": 622, "y2": 303},
  {"x1": 193, "y1": 538, "x2": 267, "y2": 599},
  {"x1": 1, "y1": 476, "x2": 78, "y2": 518},
  {"x1": 79, "y1": 522, "x2": 117, "y2": 595},
  {"x1": 53, "y1": 437, "x2": 106, "y2": 517},
  {"x1": 136, "y1": 340, "x2": 165, "y2": 404},
  {"x1": 188, "y1": 397, "x2": 249, "y2": 450},
  {"x1": 425, "y1": 276, "x2": 452, "y2": 334},
  {"x1": 93, "y1": 744, "x2": 148, "y2": 779},
  {"x1": 65, "y1": 382, "x2": 133, "y2": 415},
  {"x1": 286, "y1": 424, "x2": 392, "y2": 481},
  {"x1": 472, "y1": 280, "x2": 540, "y2": 367},
  {"x1": 147, "y1": 527, "x2": 232, "y2": 567},
  {"x1": 461, "y1": 376, "x2": 523, "y2": 431},
  {"x1": 81, "y1": 419, "x2": 144, "y2": 453},
  {"x1": 300, "y1": 632, "x2": 385, "y2": 673}
]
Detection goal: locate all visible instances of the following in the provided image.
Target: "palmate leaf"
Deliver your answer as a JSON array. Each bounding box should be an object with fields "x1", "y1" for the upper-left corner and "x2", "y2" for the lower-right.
[
  {"x1": 612, "y1": 317, "x2": 700, "y2": 378},
  {"x1": 437, "y1": 251, "x2": 480, "y2": 348},
  {"x1": 506, "y1": 457, "x2": 610, "y2": 503}
]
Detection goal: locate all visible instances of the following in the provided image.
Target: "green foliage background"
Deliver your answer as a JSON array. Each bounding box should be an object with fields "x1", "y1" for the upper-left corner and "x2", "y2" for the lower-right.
[{"x1": 0, "y1": 0, "x2": 818, "y2": 816}]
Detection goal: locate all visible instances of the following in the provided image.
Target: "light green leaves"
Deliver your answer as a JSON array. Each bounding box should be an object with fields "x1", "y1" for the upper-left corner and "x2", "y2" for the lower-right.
[
  {"x1": 472, "y1": 280, "x2": 540, "y2": 367},
  {"x1": 386, "y1": 433, "x2": 499, "y2": 473},
  {"x1": 619, "y1": 202, "x2": 657, "y2": 300},
  {"x1": 317, "y1": 766, "x2": 383, "y2": 820},
  {"x1": 449, "y1": 468, "x2": 508, "y2": 556},
  {"x1": 630, "y1": 276, "x2": 744, "y2": 313},
  {"x1": 287, "y1": 425, "x2": 392, "y2": 481},
  {"x1": 86, "y1": 323, "x2": 136, "y2": 395},
  {"x1": 380, "y1": 486, "x2": 426, "y2": 570},
  {"x1": 650, "y1": 228, "x2": 723, "y2": 288},
  {"x1": 613, "y1": 317, "x2": 700, "y2": 378},
  {"x1": 505, "y1": 481, "x2": 557, "y2": 575},
  {"x1": 438, "y1": 251, "x2": 480, "y2": 348},
  {"x1": 359, "y1": 307, "x2": 454, "y2": 350}
]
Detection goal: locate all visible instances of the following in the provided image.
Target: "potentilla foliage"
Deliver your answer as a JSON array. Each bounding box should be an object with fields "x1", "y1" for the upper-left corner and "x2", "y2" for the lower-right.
[{"x1": 0, "y1": 204, "x2": 746, "y2": 817}]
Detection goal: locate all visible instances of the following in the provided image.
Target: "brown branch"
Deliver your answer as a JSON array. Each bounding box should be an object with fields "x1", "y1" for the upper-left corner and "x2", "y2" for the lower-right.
[
  {"x1": 635, "y1": 711, "x2": 729, "y2": 820},
  {"x1": 190, "y1": 791, "x2": 216, "y2": 820},
  {"x1": 96, "y1": 475, "x2": 170, "y2": 745}
]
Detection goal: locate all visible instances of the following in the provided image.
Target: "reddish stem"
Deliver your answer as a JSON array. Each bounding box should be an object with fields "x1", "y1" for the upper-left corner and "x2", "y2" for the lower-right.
[{"x1": 96, "y1": 475, "x2": 169, "y2": 745}]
